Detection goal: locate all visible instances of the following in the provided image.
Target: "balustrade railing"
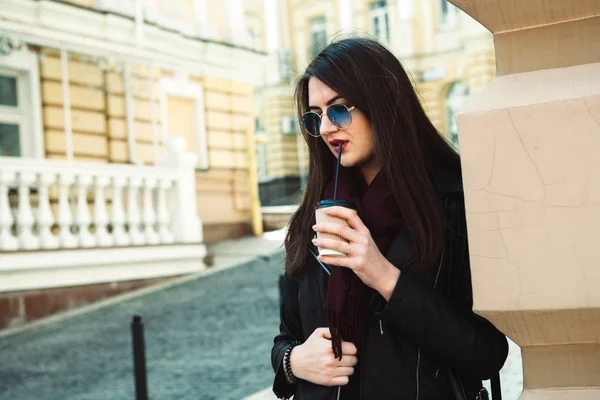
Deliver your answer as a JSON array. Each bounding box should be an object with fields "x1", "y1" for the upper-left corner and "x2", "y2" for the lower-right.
[{"x1": 0, "y1": 137, "x2": 202, "y2": 252}]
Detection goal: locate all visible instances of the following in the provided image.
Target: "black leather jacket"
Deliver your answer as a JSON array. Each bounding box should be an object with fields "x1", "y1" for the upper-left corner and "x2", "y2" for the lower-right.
[{"x1": 271, "y1": 175, "x2": 509, "y2": 400}]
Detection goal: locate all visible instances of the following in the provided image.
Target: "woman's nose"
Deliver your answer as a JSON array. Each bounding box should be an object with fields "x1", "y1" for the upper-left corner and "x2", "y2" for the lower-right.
[{"x1": 319, "y1": 113, "x2": 338, "y2": 136}]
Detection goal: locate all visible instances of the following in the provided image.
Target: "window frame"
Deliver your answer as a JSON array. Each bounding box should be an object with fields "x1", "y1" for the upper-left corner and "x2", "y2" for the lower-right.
[
  {"x1": 309, "y1": 16, "x2": 327, "y2": 59},
  {"x1": 0, "y1": 48, "x2": 44, "y2": 159},
  {"x1": 369, "y1": 1, "x2": 390, "y2": 44},
  {"x1": 438, "y1": 0, "x2": 460, "y2": 31},
  {"x1": 159, "y1": 76, "x2": 209, "y2": 170}
]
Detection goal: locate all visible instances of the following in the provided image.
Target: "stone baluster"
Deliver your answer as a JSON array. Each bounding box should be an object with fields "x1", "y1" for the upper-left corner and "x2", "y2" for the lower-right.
[
  {"x1": 156, "y1": 178, "x2": 174, "y2": 244},
  {"x1": 94, "y1": 176, "x2": 112, "y2": 247},
  {"x1": 74, "y1": 174, "x2": 95, "y2": 247},
  {"x1": 57, "y1": 173, "x2": 77, "y2": 248},
  {"x1": 127, "y1": 177, "x2": 145, "y2": 245},
  {"x1": 37, "y1": 173, "x2": 58, "y2": 249},
  {"x1": 0, "y1": 171, "x2": 18, "y2": 251},
  {"x1": 16, "y1": 172, "x2": 38, "y2": 250},
  {"x1": 111, "y1": 176, "x2": 129, "y2": 246},
  {"x1": 158, "y1": 136, "x2": 203, "y2": 243},
  {"x1": 142, "y1": 177, "x2": 159, "y2": 245}
]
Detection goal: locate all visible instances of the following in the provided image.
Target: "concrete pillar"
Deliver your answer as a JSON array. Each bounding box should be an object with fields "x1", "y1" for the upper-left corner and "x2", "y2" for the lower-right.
[{"x1": 450, "y1": 1, "x2": 600, "y2": 398}]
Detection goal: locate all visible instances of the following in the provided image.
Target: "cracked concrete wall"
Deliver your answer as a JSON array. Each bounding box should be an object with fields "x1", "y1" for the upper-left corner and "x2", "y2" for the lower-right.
[
  {"x1": 451, "y1": 0, "x2": 600, "y2": 397},
  {"x1": 460, "y1": 64, "x2": 600, "y2": 314}
]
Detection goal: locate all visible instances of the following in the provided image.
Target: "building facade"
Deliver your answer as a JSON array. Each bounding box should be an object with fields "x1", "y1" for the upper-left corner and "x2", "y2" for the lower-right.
[
  {"x1": 0, "y1": 0, "x2": 264, "y2": 329},
  {"x1": 249, "y1": 0, "x2": 495, "y2": 206}
]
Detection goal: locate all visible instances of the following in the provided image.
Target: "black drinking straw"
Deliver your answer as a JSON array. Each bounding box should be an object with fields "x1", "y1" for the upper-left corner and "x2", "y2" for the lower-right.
[{"x1": 333, "y1": 144, "x2": 343, "y2": 200}]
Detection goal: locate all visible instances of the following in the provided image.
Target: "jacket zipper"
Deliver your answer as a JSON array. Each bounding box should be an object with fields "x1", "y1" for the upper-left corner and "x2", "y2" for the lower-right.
[
  {"x1": 379, "y1": 319, "x2": 383, "y2": 335},
  {"x1": 417, "y1": 229, "x2": 446, "y2": 400},
  {"x1": 415, "y1": 348, "x2": 421, "y2": 400}
]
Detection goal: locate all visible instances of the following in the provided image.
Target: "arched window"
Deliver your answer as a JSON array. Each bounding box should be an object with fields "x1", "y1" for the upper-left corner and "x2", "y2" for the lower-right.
[{"x1": 445, "y1": 82, "x2": 469, "y2": 147}]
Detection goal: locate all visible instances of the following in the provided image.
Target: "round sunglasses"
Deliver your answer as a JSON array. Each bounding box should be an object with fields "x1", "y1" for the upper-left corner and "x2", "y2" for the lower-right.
[{"x1": 301, "y1": 104, "x2": 355, "y2": 138}]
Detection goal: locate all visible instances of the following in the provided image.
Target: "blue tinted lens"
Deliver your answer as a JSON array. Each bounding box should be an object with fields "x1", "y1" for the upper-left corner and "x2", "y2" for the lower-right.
[
  {"x1": 302, "y1": 112, "x2": 321, "y2": 136},
  {"x1": 327, "y1": 104, "x2": 352, "y2": 130}
]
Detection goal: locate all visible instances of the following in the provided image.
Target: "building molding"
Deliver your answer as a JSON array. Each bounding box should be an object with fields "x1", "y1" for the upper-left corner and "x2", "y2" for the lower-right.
[
  {"x1": 0, "y1": 244, "x2": 207, "y2": 292},
  {"x1": 160, "y1": 76, "x2": 209, "y2": 170},
  {"x1": 0, "y1": 0, "x2": 265, "y2": 86}
]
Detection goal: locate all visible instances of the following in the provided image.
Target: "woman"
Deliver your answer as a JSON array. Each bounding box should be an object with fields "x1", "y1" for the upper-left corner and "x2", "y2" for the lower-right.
[{"x1": 271, "y1": 37, "x2": 508, "y2": 400}]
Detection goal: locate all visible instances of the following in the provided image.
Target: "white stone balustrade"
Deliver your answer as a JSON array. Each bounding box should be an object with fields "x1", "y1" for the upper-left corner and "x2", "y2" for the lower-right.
[{"x1": 0, "y1": 137, "x2": 202, "y2": 252}]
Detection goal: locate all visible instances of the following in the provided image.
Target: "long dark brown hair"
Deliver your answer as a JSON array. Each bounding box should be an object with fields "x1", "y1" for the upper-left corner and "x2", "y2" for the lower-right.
[{"x1": 285, "y1": 37, "x2": 460, "y2": 276}]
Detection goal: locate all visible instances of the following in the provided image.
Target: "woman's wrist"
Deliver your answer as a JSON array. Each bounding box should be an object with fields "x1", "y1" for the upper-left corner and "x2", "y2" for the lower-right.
[
  {"x1": 377, "y1": 261, "x2": 401, "y2": 301},
  {"x1": 283, "y1": 341, "x2": 302, "y2": 384}
]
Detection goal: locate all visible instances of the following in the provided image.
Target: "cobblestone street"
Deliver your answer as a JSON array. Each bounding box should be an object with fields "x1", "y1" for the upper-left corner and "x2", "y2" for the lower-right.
[{"x1": 0, "y1": 249, "x2": 286, "y2": 400}]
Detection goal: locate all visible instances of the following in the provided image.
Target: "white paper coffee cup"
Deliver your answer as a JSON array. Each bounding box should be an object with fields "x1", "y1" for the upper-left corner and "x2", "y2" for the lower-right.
[{"x1": 315, "y1": 200, "x2": 356, "y2": 257}]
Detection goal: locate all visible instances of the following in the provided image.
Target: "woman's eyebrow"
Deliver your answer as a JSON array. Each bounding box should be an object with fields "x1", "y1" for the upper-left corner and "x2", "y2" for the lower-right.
[{"x1": 308, "y1": 95, "x2": 343, "y2": 110}]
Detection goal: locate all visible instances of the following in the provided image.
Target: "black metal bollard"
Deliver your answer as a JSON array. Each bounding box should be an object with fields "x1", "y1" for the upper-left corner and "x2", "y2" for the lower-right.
[{"x1": 131, "y1": 314, "x2": 149, "y2": 400}]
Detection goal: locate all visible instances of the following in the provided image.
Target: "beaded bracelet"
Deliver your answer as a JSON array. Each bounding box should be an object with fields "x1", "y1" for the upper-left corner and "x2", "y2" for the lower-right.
[{"x1": 283, "y1": 340, "x2": 301, "y2": 384}]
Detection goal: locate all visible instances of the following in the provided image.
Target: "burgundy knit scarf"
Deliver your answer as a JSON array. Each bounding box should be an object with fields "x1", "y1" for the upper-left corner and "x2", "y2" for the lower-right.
[{"x1": 322, "y1": 167, "x2": 403, "y2": 359}]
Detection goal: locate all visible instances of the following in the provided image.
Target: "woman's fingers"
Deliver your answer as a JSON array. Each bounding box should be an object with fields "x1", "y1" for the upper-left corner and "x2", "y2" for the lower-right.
[
  {"x1": 330, "y1": 375, "x2": 350, "y2": 386},
  {"x1": 313, "y1": 222, "x2": 361, "y2": 243},
  {"x1": 341, "y1": 341, "x2": 357, "y2": 356},
  {"x1": 319, "y1": 328, "x2": 332, "y2": 340},
  {"x1": 318, "y1": 254, "x2": 355, "y2": 269},
  {"x1": 334, "y1": 366, "x2": 354, "y2": 377},
  {"x1": 312, "y1": 238, "x2": 349, "y2": 255},
  {"x1": 326, "y1": 365, "x2": 354, "y2": 386},
  {"x1": 338, "y1": 355, "x2": 358, "y2": 367},
  {"x1": 323, "y1": 206, "x2": 369, "y2": 234}
]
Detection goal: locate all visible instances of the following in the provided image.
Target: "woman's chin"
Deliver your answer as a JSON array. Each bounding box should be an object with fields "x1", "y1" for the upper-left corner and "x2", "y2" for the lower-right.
[{"x1": 340, "y1": 159, "x2": 355, "y2": 168}]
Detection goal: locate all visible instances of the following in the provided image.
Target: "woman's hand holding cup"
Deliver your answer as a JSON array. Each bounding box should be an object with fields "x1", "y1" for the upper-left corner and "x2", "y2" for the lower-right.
[{"x1": 312, "y1": 206, "x2": 401, "y2": 301}]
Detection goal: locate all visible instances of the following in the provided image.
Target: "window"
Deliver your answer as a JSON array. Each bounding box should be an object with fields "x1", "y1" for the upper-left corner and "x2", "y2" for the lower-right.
[
  {"x1": 439, "y1": 0, "x2": 459, "y2": 29},
  {"x1": 160, "y1": 77, "x2": 208, "y2": 169},
  {"x1": 277, "y1": 49, "x2": 294, "y2": 80},
  {"x1": 310, "y1": 16, "x2": 327, "y2": 59},
  {"x1": 0, "y1": 48, "x2": 43, "y2": 159},
  {"x1": 370, "y1": 1, "x2": 390, "y2": 43},
  {"x1": 254, "y1": 118, "x2": 268, "y2": 181},
  {"x1": 445, "y1": 82, "x2": 469, "y2": 147},
  {"x1": 256, "y1": 143, "x2": 268, "y2": 182},
  {"x1": 0, "y1": 73, "x2": 21, "y2": 157}
]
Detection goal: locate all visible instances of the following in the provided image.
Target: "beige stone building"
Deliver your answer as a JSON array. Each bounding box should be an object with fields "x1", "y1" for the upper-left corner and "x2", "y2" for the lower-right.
[
  {"x1": 247, "y1": 0, "x2": 495, "y2": 206},
  {"x1": 0, "y1": 0, "x2": 264, "y2": 329}
]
